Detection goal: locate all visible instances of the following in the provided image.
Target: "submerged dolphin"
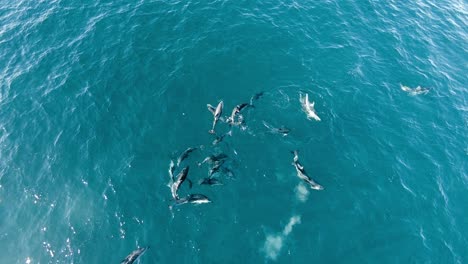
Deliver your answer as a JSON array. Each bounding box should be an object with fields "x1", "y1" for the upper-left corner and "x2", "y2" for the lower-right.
[
  {"x1": 291, "y1": 151, "x2": 323, "y2": 190},
  {"x1": 176, "y1": 147, "x2": 198, "y2": 167},
  {"x1": 199, "y1": 177, "x2": 223, "y2": 186},
  {"x1": 199, "y1": 153, "x2": 228, "y2": 166},
  {"x1": 222, "y1": 167, "x2": 235, "y2": 178},
  {"x1": 120, "y1": 247, "x2": 149, "y2": 264},
  {"x1": 299, "y1": 93, "x2": 321, "y2": 121},
  {"x1": 212, "y1": 131, "x2": 232, "y2": 145},
  {"x1": 170, "y1": 166, "x2": 189, "y2": 200},
  {"x1": 175, "y1": 194, "x2": 212, "y2": 205},
  {"x1": 207, "y1": 101, "x2": 224, "y2": 134},
  {"x1": 208, "y1": 163, "x2": 222, "y2": 177},
  {"x1": 400, "y1": 84, "x2": 429, "y2": 95},
  {"x1": 250, "y1": 91, "x2": 264, "y2": 105},
  {"x1": 263, "y1": 121, "x2": 290, "y2": 136}
]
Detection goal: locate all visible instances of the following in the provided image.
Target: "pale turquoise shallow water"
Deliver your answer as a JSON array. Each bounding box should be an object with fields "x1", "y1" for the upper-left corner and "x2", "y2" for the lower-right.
[{"x1": 0, "y1": 0, "x2": 467, "y2": 263}]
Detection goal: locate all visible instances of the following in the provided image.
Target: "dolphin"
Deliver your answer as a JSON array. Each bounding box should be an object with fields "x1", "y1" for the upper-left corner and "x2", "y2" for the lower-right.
[
  {"x1": 199, "y1": 153, "x2": 228, "y2": 166},
  {"x1": 170, "y1": 166, "x2": 189, "y2": 200},
  {"x1": 226, "y1": 103, "x2": 250, "y2": 125},
  {"x1": 212, "y1": 134, "x2": 225, "y2": 145},
  {"x1": 208, "y1": 161, "x2": 225, "y2": 177},
  {"x1": 175, "y1": 194, "x2": 211, "y2": 205},
  {"x1": 250, "y1": 91, "x2": 264, "y2": 105},
  {"x1": 120, "y1": 247, "x2": 149, "y2": 264},
  {"x1": 275, "y1": 127, "x2": 290, "y2": 136},
  {"x1": 199, "y1": 177, "x2": 223, "y2": 186},
  {"x1": 263, "y1": 120, "x2": 290, "y2": 136},
  {"x1": 177, "y1": 147, "x2": 198, "y2": 167},
  {"x1": 207, "y1": 101, "x2": 224, "y2": 134},
  {"x1": 212, "y1": 130, "x2": 232, "y2": 145},
  {"x1": 291, "y1": 151, "x2": 323, "y2": 190},
  {"x1": 400, "y1": 84, "x2": 429, "y2": 95},
  {"x1": 299, "y1": 93, "x2": 321, "y2": 121}
]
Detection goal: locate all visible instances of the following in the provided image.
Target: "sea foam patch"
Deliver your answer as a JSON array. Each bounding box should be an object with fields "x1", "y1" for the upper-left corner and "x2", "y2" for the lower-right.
[
  {"x1": 295, "y1": 183, "x2": 309, "y2": 202},
  {"x1": 263, "y1": 215, "x2": 301, "y2": 261}
]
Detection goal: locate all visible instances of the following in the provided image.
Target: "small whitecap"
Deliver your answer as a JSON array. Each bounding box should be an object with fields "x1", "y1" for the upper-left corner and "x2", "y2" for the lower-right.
[
  {"x1": 133, "y1": 217, "x2": 143, "y2": 224},
  {"x1": 33, "y1": 194, "x2": 41, "y2": 204},
  {"x1": 399, "y1": 178, "x2": 415, "y2": 197},
  {"x1": 42, "y1": 242, "x2": 54, "y2": 258},
  {"x1": 81, "y1": 179, "x2": 88, "y2": 186},
  {"x1": 69, "y1": 225, "x2": 76, "y2": 234},
  {"x1": 65, "y1": 238, "x2": 73, "y2": 257},
  {"x1": 419, "y1": 227, "x2": 429, "y2": 249}
]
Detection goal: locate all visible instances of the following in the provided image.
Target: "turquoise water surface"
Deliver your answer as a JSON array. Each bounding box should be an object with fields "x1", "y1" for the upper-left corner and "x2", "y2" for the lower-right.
[{"x1": 0, "y1": 0, "x2": 467, "y2": 263}]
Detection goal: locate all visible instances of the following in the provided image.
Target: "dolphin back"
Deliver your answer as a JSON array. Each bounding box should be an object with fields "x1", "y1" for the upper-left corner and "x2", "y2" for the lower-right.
[{"x1": 120, "y1": 246, "x2": 149, "y2": 264}]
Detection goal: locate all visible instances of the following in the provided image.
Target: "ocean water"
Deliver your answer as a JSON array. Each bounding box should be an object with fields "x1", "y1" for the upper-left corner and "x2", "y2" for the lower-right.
[{"x1": 0, "y1": 0, "x2": 467, "y2": 263}]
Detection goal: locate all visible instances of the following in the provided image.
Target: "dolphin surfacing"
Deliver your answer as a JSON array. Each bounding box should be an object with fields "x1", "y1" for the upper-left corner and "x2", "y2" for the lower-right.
[
  {"x1": 120, "y1": 247, "x2": 149, "y2": 264},
  {"x1": 400, "y1": 84, "x2": 429, "y2": 95},
  {"x1": 207, "y1": 101, "x2": 224, "y2": 134},
  {"x1": 291, "y1": 151, "x2": 323, "y2": 190},
  {"x1": 299, "y1": 93, "x2": 321, "y2": 121}
]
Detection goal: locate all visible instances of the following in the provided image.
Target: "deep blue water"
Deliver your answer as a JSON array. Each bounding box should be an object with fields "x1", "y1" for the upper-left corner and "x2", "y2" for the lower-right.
[{"x1": 0, "y1": 0, "x2": 467, "y2": 263}]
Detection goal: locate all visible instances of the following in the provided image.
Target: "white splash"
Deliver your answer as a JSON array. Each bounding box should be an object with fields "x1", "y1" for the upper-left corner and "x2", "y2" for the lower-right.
[
  {"x1": 400, "y1": 84, "x2": 429, "y2": 95},
  {"x1": 295, "y1": 183, "x2": 309, "y2": 202},
  {"x1": 263, "y1": 215, "x2": 302, "y2": 261}
]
